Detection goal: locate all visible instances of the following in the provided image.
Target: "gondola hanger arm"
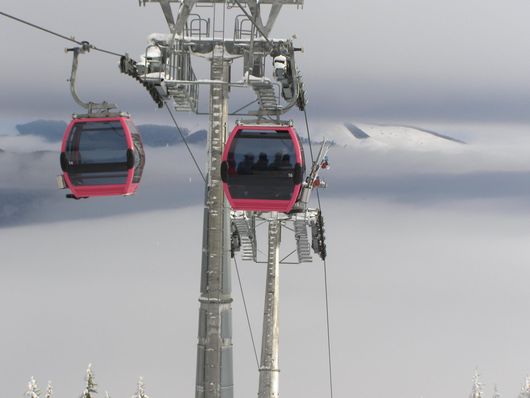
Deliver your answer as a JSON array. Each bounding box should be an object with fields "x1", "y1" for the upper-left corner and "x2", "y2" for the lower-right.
[{"x1": 65, "y1": 42, "x2": 117, "y2": 115}]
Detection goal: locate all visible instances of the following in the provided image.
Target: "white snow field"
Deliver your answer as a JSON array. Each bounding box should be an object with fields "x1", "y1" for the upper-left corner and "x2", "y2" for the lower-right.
[
  {"x1": 306, "y1": 121, "x2": 466, "y2": 152},
  {"x1": 350, "y1": 122, "x2": 465, "y2": 149},
  {"x1": 2, "y1": 123, "x2": 530, "y2": 398}
]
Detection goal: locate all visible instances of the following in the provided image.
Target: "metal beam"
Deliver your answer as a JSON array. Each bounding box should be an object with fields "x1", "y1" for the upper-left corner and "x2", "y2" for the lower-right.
[
  {"x1": 244, "y1": 0, "x2": 284, "y2": 37},
  {"x1": 175, "y1": 0, "x2": 198, "y2": 35},
  {"x1": 262, "y1": 3, "x2": 283, "y2": 37},
  {"x1": 158, "y1": 0, "x2": 176, "y2": 32}
]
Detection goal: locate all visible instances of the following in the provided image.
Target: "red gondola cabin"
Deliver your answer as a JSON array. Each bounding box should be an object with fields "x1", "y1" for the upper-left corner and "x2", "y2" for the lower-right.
[
  {"x1": 59, "y1": 116, "x2": 145, "y2": 199},
  {"x1": 221, "y1": 124, "x2": 305, "y2": 213}
]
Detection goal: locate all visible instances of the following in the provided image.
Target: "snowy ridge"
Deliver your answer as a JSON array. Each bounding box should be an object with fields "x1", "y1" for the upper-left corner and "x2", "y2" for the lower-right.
[{"x1": 335, "y1": 122, "x2": 466, "y2": 152}]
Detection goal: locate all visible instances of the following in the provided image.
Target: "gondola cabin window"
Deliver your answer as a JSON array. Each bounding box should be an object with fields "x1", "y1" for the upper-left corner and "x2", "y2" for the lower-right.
[
  {"x1": 65, "y1": 121, "x2": 129, "y2": 186},
  {"x1": 222, "y1": 124, "x2": 304, "y2": 213},
  {"x1": 59, "y1": 116, "x2": 145, "y2": 199}
]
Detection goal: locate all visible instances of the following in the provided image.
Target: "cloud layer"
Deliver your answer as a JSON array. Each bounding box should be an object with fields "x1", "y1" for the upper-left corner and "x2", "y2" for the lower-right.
[{"x1": 2, "y1": 122, "x2": 530, "y2": 398}]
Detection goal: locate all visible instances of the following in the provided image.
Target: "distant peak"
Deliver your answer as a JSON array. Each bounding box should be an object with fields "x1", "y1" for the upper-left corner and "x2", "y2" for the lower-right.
[
  {"x1": 341, "y1": 122, "x2": 467, "y2": 151},
  {"x1": 344, "y1": 123, "x2": 370, "y2": 139}
]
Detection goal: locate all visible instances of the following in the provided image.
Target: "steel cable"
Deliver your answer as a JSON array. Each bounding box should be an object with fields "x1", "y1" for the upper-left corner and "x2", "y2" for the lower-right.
[
  {"x1": 303, "y1": 108, "x2": 335, "y2": 398},
  {"x1": 164, "y1": 102, "x2": 206, "y2": 183},
  {"x1": 234, "y1": 256, "x2": 260, "y2": 368},
  {"x1": 0, "y1": 10, "x2": 125, "y2": 57}
]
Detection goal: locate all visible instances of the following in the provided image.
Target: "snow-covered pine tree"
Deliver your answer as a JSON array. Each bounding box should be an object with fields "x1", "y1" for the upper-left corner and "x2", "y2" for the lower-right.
[
  {"x1": 80, "y1": 364, "x2": 98, "y2": 398},
  {"x1": 132, "y1": 377, "x2": 150, "y2": 398},
  {"x1": 25, "y1": 377, "x2": 41, "y2": 398},
  {"x1": 470, "y1": 369, "x2": 483, "y2": 398},
  {"x1": 518, "y1": 376, "x2": 530, "y2": 398},
  {"x1": 492, "y1": 384, "x2": 500, "y2": 398},
  {"x1": 44, "y1": 381, "x2": 53, "y2": 398}
]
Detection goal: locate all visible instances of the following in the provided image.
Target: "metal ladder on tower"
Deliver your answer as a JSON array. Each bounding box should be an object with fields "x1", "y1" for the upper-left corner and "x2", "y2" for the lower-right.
[
  {"x1": 232, "y1": 213, "x2": 257, "y2": 262},
  {"x1": 250, "y1": 78, "x2": 281, "y2": 113},
  {"x1": 294, "y1": 218, "x2": 312, "y2": 263}
]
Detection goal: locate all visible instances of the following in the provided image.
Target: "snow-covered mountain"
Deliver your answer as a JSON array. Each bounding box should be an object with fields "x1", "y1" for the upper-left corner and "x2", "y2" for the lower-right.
[
  {"x1": 6, "y1": 120, "x2": 467, "y2": 153},
  {"x1": 11, "y1": 120, "x2": 207, "y2": 147},
  {"x1": 325, "y1": 122, "x2": 467, "y2": 151}
]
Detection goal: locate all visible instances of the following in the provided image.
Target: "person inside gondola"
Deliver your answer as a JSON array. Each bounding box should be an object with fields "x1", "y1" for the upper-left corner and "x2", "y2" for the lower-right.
[
  {"x1": 253, "y1": 152, "x2": 269, "y2": 171},
  {"x1": 221, "y1": 125, "x2": 306, "y2": 212},
  {"x1": 237, "y1": 153, "x2": 255, "y2": 175},
  {"x1": 269, "y1": 152, "x2": 283, "y2": 170},
  {"x1": 279, "y1": 154, "x2": 292, "y2": 170}
]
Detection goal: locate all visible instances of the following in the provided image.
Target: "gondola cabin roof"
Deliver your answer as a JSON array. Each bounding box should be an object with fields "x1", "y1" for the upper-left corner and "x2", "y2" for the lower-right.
[
  {"x1": 221, "y1": 124, "x2": 304, "y2": 213},
  {"x1": 60, "y1": 116, "x2": 145, "y2": 199}
]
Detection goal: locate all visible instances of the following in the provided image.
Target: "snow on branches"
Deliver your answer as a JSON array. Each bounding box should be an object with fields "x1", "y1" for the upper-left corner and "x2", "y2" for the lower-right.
[
  {"x1": 519, "y1": 376, "x2": 530, "y2": 398},
  {"x1": 23, "y1": 366, "x2": 152, "y2": 398},
  {"x1": 44, "y1": 381, "x2": 53, "y2": 398},
  {"x1": 25, "y1": 377, "x2": 41, "y2": 398},
  {"x1": 132, "y1": 377, "x2": 150, "y2": 398},
  {"x1": 80, "y1": 364, "x2": 98, "y2": 398}
]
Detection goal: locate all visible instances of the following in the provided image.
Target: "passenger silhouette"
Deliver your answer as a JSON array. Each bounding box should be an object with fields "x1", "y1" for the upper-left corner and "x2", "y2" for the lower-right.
[
  {"x1": 269, "y1": 152, "x2": 283, "y2": 170},
  {"x1": 237, "y1": 153, "x2": 255, "y2": 174},
  {"x1": 279, "y1": 154, "x2": 292, "y2": 170},
  {"x1": 253, "y1": 152, "x2": 269, "y2": 171}
]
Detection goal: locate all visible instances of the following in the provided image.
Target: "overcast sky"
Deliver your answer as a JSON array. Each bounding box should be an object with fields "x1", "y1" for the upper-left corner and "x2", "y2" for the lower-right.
[{"x1": 3, "y1": 0, "x2": 530, "y2": 123}]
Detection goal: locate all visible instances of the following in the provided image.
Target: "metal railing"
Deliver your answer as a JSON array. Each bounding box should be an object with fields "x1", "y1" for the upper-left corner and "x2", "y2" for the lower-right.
[
  {"x1": 234, "y1": 15, "x2": 260, "y2": 40},
  {"x1": 186, "y1": 14, "x2": 211, "y2": 38}
]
